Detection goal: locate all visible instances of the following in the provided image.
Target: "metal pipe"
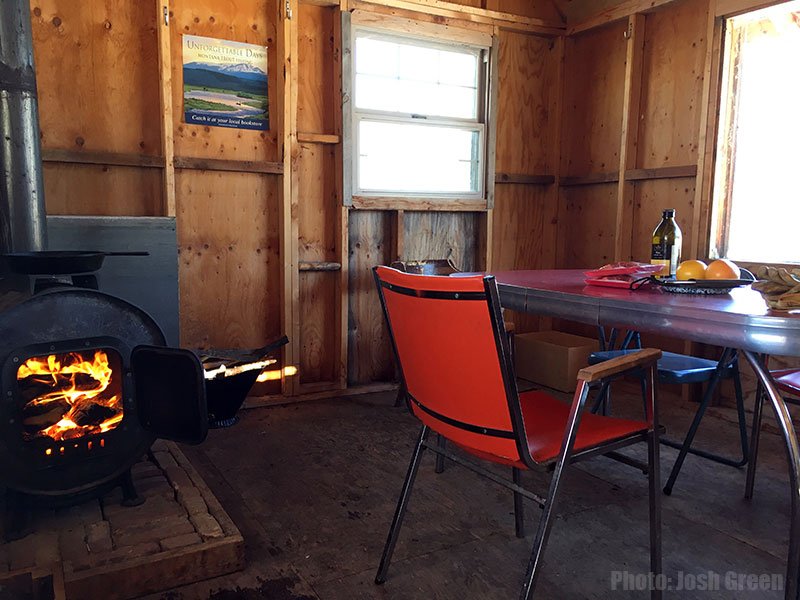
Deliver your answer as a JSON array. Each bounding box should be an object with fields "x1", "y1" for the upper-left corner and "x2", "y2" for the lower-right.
[{"x1": 0, "y1": 0, "x2": 48, "y2": 253}]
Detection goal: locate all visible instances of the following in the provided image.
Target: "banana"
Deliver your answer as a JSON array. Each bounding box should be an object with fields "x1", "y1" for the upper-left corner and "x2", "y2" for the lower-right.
[
  {"x1": 756, "y1": 265, "x2": 769, "y2": 280},
  {"x1": 776, "y1": 293, "x2": 800, "y2": 310}
]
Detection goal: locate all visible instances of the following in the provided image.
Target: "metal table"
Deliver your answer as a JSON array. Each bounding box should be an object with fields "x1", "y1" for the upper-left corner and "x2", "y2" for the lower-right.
[{"x1": 493, "y1": 269, "x2": 800, "y2": 600}]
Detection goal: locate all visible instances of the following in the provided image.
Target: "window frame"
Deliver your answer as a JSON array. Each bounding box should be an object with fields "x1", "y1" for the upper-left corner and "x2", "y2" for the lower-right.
[
  {"x1": 707, "y1": 0, "x2": 800, "y2": 266},
  {"x1": 342, "y1": 11, "x2": 497, "y2": 209}
]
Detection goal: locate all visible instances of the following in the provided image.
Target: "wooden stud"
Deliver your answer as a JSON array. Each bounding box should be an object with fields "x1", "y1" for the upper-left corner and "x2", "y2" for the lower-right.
[
  {"x1": 341, "y1": 11, "x2": 354, "y2": 207},
  {"x1": 173, "y1": 157, "x2": 284, "y2": 174},
  {"x1": 391, "y1": 210, "x2": 404, "y2": 262},
  {"x1": 350, "y1": 196, "x2": 488, "y2": 211},
  {"x1": 560, "y1": 172, "x2": 620, "y2": 186},
  {"x1": 350, "y1": 9, "x2": 493, "y2": 46},
  {"x1": 350, "y1": 0, "x2": 565, "y2": 34},
  {"x1": 299, "y1": 261, "x2": 342, "y2": 271},
  {"x1": 43, "y1": 149, "x2": 165, "y2": 169},
  {"x1": 485, "y1": 33, "x2": 499, "y2": 210},
  {"x1": 495, "y1": 174, "x2": 555, "y2": 185},
  {"x1": 626, "y1": 165, "x2": 698, "y2": 181},
  {"x1": 615, "y1": 13, "x2": 645, "y2": 262},
  {"x1": 543, "y1": 34, "x2": 564, "y2": 275},
  {"x1": 568, "y1": 0, "x2": 680, "y2": 35},
  {"x1": 297, "y1": 132, "x2": 341, "y2": 144},
  {"x1": 156, "y1": 0, "x2": 176, "y2": 217}
]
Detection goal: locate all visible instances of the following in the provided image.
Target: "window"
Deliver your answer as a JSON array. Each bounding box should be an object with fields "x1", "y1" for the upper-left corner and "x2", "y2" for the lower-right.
[
  {"x1": 345, "y1": 21, "x2": 492, "y2": 202},
  {"x1": 709, "y1": 1, "x2": 800, "y2": 264}
]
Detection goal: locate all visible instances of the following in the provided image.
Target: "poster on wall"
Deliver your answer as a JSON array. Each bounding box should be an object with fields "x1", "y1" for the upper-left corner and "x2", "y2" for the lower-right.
[{"x1": 182, "y1": 35, "x2": 269, "y2": 131}]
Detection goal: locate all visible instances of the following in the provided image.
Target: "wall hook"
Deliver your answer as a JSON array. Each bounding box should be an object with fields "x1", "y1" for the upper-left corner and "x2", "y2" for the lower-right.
[{"x1": 623, "y1": 23, "x2": 633, "y2": 40}]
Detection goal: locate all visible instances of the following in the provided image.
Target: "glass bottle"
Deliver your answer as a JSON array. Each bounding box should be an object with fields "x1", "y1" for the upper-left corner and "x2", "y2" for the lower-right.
[{"x1": 651, "y1": 209, "x2": 683, "y2": 278}]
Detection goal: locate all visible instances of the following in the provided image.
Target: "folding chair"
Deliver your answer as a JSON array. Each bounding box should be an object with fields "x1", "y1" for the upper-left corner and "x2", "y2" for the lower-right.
[
  {"x1": 372, "y1": 266, "x2": 663, "y2": 599},
  {"x1": 588, "y1": 327, "x2": 748, "y2": 495},
  {"x1": 745, "y1": 368, "x2": 800, "y2": 498}
]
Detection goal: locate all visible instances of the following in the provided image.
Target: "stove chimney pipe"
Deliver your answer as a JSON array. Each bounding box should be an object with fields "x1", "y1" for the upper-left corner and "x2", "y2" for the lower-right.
[{"x1": 0, "y1": 0, "x2": 48, "y2": 253}]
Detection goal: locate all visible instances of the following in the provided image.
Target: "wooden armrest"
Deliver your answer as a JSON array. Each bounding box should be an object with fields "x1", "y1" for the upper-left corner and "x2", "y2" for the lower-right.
[{"x1": 576, "y1": 348, "x2": 662, "y2": 383}]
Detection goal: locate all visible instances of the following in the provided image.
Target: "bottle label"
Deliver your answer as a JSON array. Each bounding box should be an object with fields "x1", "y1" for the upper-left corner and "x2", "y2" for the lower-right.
[{"x1": 651, "y1": 244, "x2": 678, "y2": 277}]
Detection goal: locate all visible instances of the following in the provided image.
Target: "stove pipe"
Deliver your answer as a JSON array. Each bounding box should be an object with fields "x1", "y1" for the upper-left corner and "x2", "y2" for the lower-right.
[{"x1": 0, "y1": 0, "x2": 48, "y2": 253}]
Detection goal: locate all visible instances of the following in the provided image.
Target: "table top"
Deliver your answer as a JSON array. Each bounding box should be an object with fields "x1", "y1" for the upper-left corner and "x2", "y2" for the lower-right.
[{"x1": 491, "y1": 269, "x2": 800, "y2": 357}]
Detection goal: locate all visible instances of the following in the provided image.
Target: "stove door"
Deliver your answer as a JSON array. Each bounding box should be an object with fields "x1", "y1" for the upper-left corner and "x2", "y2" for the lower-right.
[{"x1": 131, "y1": 346, "x2": 208, "y2": 444}]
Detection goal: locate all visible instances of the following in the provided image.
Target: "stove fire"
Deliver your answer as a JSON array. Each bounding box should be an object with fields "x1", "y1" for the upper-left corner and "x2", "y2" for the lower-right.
[{"x1": 17, "y1": 349, "x2": 124, "y2": 443}]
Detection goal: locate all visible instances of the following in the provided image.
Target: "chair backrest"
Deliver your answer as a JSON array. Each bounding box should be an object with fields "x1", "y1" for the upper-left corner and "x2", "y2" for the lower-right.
[{"x1": 374, "y1": 266, "x2": 529, "y2": 465}]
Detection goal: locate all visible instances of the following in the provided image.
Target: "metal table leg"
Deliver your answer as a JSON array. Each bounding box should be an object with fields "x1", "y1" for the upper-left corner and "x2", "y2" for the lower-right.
[{"x1": 742, "y1": 351, "x2": 800, "y2": 600}]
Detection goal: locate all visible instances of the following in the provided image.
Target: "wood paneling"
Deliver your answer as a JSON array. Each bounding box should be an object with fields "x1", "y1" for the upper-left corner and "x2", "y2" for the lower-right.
[
  {"x1": 298, "y1": 4, "x2": 337, "y2": 134},
  {"x1": 632, "y1": 178, "x2": 697, "y2": 262},
  {"x1": 561, "y1": 24, "x2": 626, "y2": 176},
  {"x1": 299, "y1": 271, "x2": 338, "y2": 383},
  {"x1": 347, "y1": 211, "x2": 394, "y2": 385},
  {"x1": 169, "y1": 0, "x2": 279, "y2": 162},
  {"x1": 495, "y1": 32, "x2": 557, "y2": 175},
  {"x1": 31, "y1": 1, "x2": 161, "y2": 155},
  {"x1": 403, "y1": 212, "x2": 477, "y2": 271},
  {"x1": 561, "y1": 184, "x2": 619, "y2": 268},
  {"x1": 175, "y1": 170, "x2": 281, "y2": 350},
  {"x1": 637, "y1": 0, "x2": 708, "y2": 169},
  {"x1": 484, "y1": 0, "x2": 564, "y2": 21},
  {"x1": 43, "y1": 164, "x2": 162, "y2": 216},
  {"x1": 298, "y1": 144, "x2": 338, "y2": 262}
]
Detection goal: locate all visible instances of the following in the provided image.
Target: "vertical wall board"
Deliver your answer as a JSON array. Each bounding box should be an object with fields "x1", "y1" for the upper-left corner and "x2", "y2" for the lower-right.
[
  {"x1": 175, "y1": 170, "x2": 282, "y2": 351},
  {"x1": 402, "y1": 212, "x2": 477, "y2": 272},
  {"x1": 43, "y1": 164, "x2": 162, "y2": 216},
  {"x1": 299, "y1": 271, "x2": 338, "y2": 384},
  {"x1": 632, "y1": 178, "x2": 697, "y2": 262},
  {"x1": 298, "y1": 4, "x2": 337, "y2": 135},
  {"x1": 561, "y1": 23, "x2": 626, "y2": 176},
  {"x1": 31, "y1": 1, "x2": 161, "y2": 155},
  {"x1": 297, "y1": 144, "x2": 338, "y2": 262},
  {"x1": 169, "y1": 0, "x2": 279, "y2": 162},
  {"x1": 495, "y1": 32, "x2": 557, "y2": 175},
  {"x1": 560, "y1": 184, "x2": 618, "y2": 268},
  {"x1": 347, "y1": 210, "x2": 395, "y2": 385},
  {"x1": 637, "y1": 0, "x2": 708, "y2": 169}
]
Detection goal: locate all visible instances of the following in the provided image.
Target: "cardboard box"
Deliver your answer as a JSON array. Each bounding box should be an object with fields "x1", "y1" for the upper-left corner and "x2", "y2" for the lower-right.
[{"x1": 514, "y1": 330, "x2": 600, "y2": 393}]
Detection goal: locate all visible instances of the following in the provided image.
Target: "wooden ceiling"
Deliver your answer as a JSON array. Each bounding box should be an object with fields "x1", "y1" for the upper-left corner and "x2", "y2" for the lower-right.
[{"x1": 552, "y1": 0, "x2": 632, "y2": 23}]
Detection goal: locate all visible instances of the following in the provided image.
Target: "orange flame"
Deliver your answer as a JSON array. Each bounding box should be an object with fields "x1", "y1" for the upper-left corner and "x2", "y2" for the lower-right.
[{"x1": 17, "y1": 350, "x2": 123, "y2": 442}]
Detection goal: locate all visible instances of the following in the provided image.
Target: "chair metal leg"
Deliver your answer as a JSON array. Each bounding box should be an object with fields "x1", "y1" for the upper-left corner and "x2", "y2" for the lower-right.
[
  {"x1": 663, "y1": 349, "x2": 741, "y2": 495},
  {"x1": 394, "y1": 381, "x2": 407, "y2": 408},
  {"x1": 519, "y1": 381, "x2": 589, "y2": 600},
  {"x1": 645, "y1": 364, "x2": 663, "y2": 600},
  {"x1": 591, "y1": 380, "x2": 611, "y2": 415},
  {"x1": 745, "y1": 379, "x2": 765, "y2": 499},
  {"x1": 375, "y1": 425, "x2": 429, "y2": 585},
  {"x1": 513, "y1": 467, "x2": 525, "y2": 538},
  {"x1": 435, "y1": 434, "x2": 446, "y2": 474}
]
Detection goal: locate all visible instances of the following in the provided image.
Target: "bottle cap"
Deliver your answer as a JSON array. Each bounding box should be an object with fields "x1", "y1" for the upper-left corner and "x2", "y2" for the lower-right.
[{"x1": 662, "y1": 209, "x2": 675, "y2": 217}]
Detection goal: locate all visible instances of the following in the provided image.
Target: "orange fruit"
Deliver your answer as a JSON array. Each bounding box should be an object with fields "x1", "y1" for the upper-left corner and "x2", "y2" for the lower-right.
[
  {"x1": 676, "y1": 260, "x2": 708, "y2": 281},
  {"x1": 706, "y1": 258, "x2": 741, "y2": 280}
]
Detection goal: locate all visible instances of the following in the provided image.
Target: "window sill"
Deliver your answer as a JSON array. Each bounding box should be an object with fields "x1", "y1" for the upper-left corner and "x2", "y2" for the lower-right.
[{"x1": 349, "y1": 195, "x2": 488, "y2": 211}]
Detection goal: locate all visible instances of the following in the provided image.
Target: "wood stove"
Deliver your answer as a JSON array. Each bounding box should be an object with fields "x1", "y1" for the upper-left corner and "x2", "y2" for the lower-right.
[{"x1": 0, "y1": 272, "x2": 207, "y2": 507}]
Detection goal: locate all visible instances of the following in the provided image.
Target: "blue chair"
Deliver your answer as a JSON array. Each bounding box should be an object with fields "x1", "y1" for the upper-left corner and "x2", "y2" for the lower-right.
[{"x1": 589, "y1": 328, "x2": 748, "y2": 495}]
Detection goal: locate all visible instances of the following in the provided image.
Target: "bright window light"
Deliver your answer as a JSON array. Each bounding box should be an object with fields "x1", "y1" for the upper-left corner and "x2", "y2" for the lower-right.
[{"x1": 710, "y1": 1, "x2": 800, "y2": 264}]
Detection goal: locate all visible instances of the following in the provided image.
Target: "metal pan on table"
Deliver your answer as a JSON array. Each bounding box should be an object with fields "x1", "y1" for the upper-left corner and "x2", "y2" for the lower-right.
[{"x1": 2, "y1": 250, "x2": 150, "y2": 275}]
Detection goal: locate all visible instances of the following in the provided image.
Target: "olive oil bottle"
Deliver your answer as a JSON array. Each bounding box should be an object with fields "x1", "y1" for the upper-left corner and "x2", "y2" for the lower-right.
[{"x1": 651, "y1": 209, "x2": 682, "y2": 278}]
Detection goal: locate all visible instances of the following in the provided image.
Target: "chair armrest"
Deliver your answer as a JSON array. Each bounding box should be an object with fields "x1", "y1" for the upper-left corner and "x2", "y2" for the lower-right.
[{"x1": 577, "y1": 348, "x2": 662, "y2": 383}]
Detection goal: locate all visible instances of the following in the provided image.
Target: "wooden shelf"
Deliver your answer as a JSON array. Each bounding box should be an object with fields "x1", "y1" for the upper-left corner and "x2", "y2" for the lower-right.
[
  {"x1": 299, "y1": 261, "x2": 342, "y2": 271},
  {"x1": 42, "y1": 149, "x2": 165, "y2": 169}
]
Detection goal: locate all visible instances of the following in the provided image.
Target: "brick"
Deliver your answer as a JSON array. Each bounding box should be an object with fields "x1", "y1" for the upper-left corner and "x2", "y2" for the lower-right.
[
  {"x1": 150, "y1": 440, "x2": 169, "y2": 452},
  {"x1": 189, "y1": 513, "x2": 223, "y2": 539},
  {"x1": 86, "y1": 521, "x2": 112, "y2": 554},
  {"x1": 114, "y1": 516, "x2": 194, "y2": 548},
  {"x1": 163, "y1": 466, "x2": 193, "y2": 491},
  {"x1": 131, "y1": 461, "x2": 162, "y2": 480},
  {"x1": 104, "y1": 495, "x2": 185, "y2": 526},
  {"x1": 176, "y1": 485, "x2": 202, "y2": 504},
  {"x1": 33, "y1": 531, "x2": 60, "y2": 567},
  {"x1": 136, "y1": 475, "x2": 175, "y2": 499},
  {"x1": 58, "y1": 527, "x2": 89, "y2": 567},
  {"x1": 7, "y1": 535, "x2": 38, "y2": 571},
  {"x1": 160, "y1": 532, "x2": 202, "y2": 551},
  {"x1": 151, "y1": 450, "x2": 177, "y2": 470},
  {"x1": 55, "y1": 501, "x2": 102, "y2": 529},
  {"x1": 179, "y1": 493, "x2": 208, "y2": 516},
  {"x1": 89, "y1": 542, "x2": 160, "y2": 568}
]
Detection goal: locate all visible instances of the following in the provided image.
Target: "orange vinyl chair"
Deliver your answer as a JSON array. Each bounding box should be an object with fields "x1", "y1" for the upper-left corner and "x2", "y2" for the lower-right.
[{"x1": 373, "y1": 266, "x2": 664, "y2": 599}]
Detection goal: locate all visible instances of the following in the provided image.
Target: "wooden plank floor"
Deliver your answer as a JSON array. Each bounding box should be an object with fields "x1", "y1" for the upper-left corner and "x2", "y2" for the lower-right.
[{"x1": 144, "y1": 385, "x2": 792, "y2": 599}]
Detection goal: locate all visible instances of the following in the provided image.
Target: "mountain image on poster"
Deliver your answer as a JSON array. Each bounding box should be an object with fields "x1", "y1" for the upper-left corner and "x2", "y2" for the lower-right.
[{"x1": 182, "y1": 35, "x2": 269, "y2": 131}]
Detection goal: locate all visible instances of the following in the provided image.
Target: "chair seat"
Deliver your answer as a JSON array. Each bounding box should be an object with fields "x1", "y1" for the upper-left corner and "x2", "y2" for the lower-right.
[
  {"x1": 589, "y1": 350, "x2": 733, "y2": 384},
  {"x1": 773, "y1": 369, "x2": 800, "y2": 398},
  {"x1": 458, "y1": 390, "x2": 648, "y2": 466}
]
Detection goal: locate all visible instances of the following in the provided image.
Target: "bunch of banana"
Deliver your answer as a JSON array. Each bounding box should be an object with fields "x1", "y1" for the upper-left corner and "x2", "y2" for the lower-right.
[{"x1": 752, "y1": 266, "x2": 800, "y2": 310}]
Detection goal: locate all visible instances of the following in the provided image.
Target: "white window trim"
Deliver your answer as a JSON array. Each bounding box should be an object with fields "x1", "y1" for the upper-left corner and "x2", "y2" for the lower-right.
[{"x1": 342, "y1": 11, "x2": 497, "y2": 208}]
